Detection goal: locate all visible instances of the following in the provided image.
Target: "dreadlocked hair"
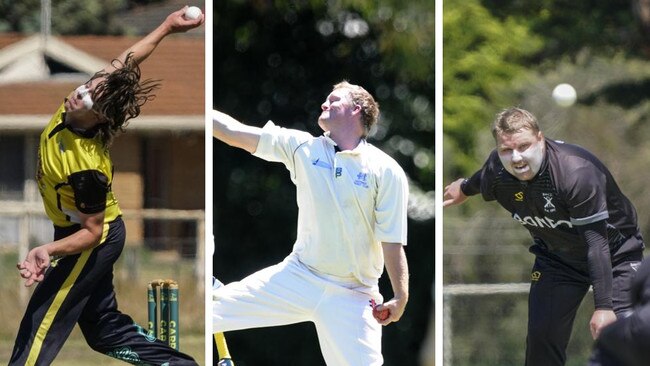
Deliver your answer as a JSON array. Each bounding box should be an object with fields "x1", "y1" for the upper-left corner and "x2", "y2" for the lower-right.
[{"x1": 93, "y1": 53, "x2": 161, "y2": 147}]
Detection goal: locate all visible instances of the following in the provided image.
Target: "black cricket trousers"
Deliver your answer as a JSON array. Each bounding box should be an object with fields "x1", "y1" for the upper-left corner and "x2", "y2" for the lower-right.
[{"x1": 525, "y1": 250, "x2": 641, "y2": 366}]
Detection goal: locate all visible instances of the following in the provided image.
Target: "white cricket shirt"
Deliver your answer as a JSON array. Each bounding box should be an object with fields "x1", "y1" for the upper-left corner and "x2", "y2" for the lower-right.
[{"x1": 253, "y1": 121, "x2": 409, "y2": 288}]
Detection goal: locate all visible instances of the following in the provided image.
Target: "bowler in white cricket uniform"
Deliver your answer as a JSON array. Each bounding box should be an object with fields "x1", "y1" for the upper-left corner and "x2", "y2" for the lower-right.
[{"x1": 212, "y1": 81, "x2": 410, "y2": 365}]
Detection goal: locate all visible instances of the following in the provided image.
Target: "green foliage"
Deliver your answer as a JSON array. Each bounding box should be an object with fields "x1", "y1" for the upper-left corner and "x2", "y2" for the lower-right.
[
  {"x1": 0, "y1": 0, "x2": 158, "y2": 35},
  {"x1": 51, "y1": 0, "x2": 127, "y2": 35},
  {"x1": 0, "y1": 0, "x2": 40, "y2": 33},
  {"x1": 443, "y1": 0, "x2": 543, "y2": 175},
  {"x1": 481, "y1": 0, "x2": 641, "y2": 60}
]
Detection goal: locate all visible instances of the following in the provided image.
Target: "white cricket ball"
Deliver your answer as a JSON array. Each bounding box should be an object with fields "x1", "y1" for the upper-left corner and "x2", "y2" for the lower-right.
[
  {"x1": 552, "y1": 83, "x2": 577, "y2": 107},
  {"x1": 184, "y1": 6, "x2": 202, "y2": 20}
]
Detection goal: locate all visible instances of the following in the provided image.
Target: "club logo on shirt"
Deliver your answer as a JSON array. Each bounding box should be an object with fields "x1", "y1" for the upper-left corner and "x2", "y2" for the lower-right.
[
  {"x1": 335, "y1": 167, "x2": 343, "y2": 178},
  {"x1": 354, "y1": 172, "x2": 369, "y2": 188},
  {"x1": 514, "y1": 191, "x2": 524, "y2": 202},
  {"x1": 543, "y1": 193, "x2": 556, "y2": 213}
]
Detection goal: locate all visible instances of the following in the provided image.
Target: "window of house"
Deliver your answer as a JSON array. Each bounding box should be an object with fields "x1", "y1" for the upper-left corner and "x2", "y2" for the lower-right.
[{"x1": 0, "y1": 135, "x2": 25, "y2": 200}]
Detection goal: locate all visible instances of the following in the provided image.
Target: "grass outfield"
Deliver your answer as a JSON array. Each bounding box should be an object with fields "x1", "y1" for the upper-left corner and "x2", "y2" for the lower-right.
[{"x1": 0, "y1": 247, "x2": 206, "y2": 365}]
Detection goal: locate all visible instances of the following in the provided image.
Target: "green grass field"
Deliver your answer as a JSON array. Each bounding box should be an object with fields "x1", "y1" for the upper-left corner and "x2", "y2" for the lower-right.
[{"x1": 0, "y1": 247, "x2": 206, "y2": 365}]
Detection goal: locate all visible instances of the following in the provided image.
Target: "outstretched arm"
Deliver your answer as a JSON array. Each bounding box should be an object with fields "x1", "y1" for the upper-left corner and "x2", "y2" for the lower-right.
[
  {"x1": 105, "y1": 6, "x2": 204, "y2": 73},
  {"x1": 212, "y1": 110, "x2": 262, "y2": 153}
]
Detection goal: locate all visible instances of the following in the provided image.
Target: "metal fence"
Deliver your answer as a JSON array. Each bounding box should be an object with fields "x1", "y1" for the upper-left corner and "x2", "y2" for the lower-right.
[{"x1": 443, "y1": 283, "x2": 596, "y2": 366}]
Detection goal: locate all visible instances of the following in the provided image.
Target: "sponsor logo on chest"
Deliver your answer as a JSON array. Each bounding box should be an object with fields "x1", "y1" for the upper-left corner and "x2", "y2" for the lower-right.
[{"x1": 511, "y1": 190, "x2": 571, "y2": 229}]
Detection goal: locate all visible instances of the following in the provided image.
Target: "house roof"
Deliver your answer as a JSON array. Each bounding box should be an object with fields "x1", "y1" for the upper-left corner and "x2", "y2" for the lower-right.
[{"x1": 0, "y1": 33, "x2": 205, "y2": 117}]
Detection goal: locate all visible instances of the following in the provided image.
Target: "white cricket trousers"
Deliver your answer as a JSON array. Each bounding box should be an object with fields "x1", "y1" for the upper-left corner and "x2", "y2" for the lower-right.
[{"x1": 213, "y1": 255, "x2": 384, "y2": 365}]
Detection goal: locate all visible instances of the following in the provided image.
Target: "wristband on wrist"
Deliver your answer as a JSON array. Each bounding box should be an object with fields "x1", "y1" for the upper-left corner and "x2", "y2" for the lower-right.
[{"x1": 460, "y1": 178, "x2": 469, "y2": 194}]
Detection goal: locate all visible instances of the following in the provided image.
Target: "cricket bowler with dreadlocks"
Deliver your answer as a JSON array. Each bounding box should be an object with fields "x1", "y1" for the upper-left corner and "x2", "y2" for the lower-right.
[{"x1": 10, "y1": 7, "x2": 203, "y2": 365}]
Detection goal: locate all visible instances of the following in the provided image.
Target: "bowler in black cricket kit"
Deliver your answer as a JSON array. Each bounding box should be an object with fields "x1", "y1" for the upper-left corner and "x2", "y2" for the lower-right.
[{"x1": 444, "y1": 107, "x2": 644, "y2": 366}]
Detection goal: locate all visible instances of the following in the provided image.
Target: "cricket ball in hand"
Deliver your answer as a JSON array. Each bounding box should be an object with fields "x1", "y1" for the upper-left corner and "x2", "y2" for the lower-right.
[
  {"x1": 184, "y1": 6, "x2": 202, "y2": 20},
  {"x1": 373, "y1": 306, "x2": 390, "y2": 321}
]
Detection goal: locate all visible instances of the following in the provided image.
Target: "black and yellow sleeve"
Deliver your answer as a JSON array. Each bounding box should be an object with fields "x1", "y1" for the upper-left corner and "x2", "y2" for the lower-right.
[{"x1": 68, "y1": 170, "x2": 109, "y2": 214}]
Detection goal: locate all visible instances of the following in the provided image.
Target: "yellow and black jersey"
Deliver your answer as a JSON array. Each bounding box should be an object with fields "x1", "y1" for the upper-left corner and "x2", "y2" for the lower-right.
[{"x1": 36, "y1": 104, "x2": 121, "y2": 230}]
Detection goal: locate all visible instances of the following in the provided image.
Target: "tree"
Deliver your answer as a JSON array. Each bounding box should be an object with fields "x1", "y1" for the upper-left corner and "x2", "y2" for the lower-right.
[
  {"x1": 481, "y1": 0, "x2": 643, "y2": 59},
  {"x1": 0, "y1": 0, "x2": 163, "y2": 35},
  {"x1": 443, "y1": 0, "x2": 542, "y2": 175}
]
